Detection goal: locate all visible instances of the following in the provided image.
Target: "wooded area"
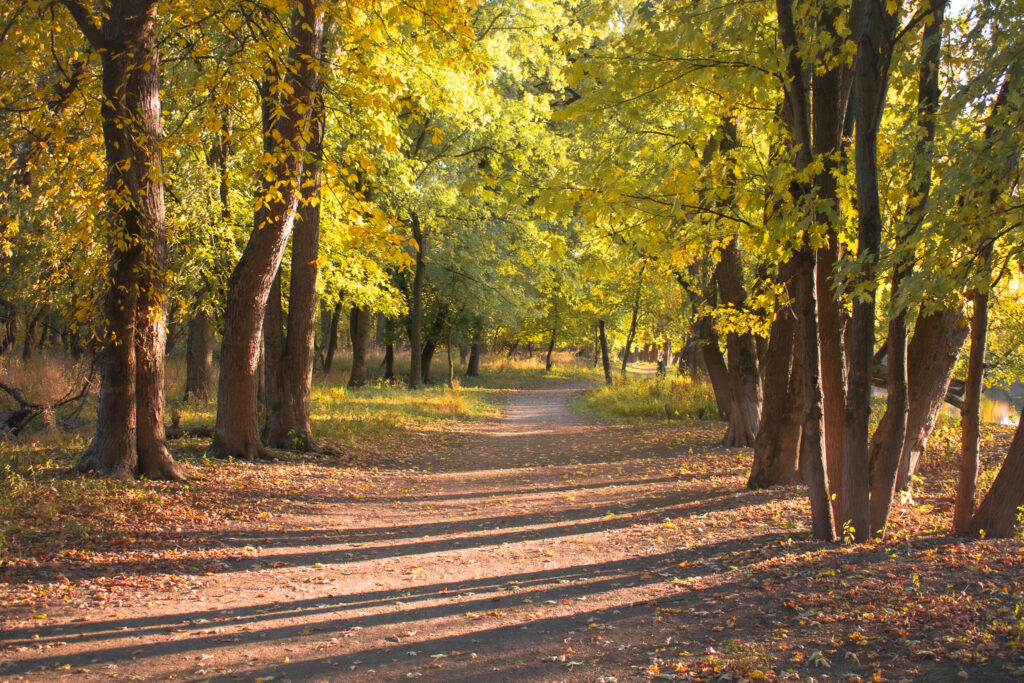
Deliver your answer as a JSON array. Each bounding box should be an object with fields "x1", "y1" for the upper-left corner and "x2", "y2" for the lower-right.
[{"x1": 1, "y1": 0, "x2": 1023, "y2": 679}]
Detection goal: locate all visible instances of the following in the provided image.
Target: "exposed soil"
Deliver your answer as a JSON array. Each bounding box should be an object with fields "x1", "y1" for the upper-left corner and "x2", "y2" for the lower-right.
[{"x1": 1, "y1": 383, "x2": 1022, "y2": 682}]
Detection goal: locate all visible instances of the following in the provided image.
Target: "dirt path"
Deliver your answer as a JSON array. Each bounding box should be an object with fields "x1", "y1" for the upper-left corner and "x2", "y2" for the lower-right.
[
  {"x1": 1, "y1": 385, "x2": 751, "y2": 681},
  {"x1": 4, "y1": 384, "x2": 1021, "y2": 682}
]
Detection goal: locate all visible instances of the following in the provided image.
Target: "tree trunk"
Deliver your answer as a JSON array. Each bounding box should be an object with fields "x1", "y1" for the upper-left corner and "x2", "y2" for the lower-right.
[
  {"x1": 65, "y1": 0, "x2": 181, "y2": 481},
  {"x1": 598, "y1": 319, "x2": 612, "y2": 385},
  {"x1": 467, "y1": 326, "x2": 482, "y2": 377},
  {"x1": 776, "y1": 0, "x2": 834, "y2": 538},
  {"x1": 621, "y1": 265, "x2": 645, "y2": 376},
  {"x1": 953, "y1": 289, "x2": 987, "y2": 534},
  {"x1": 184, "y1": 310, "x2": 214, "y2": 401},
  {"x1": 545, "y1": 328, "x2": 556, "y2": 371},
  {"x1": 867, "y1": 5, "x2": 946, "y2": 537},
  {"x1": 698, "y1": 316, "x2": 731, "y2": 419},
  {"x1": 408, "y1": 213, "x2": 425, "y2": 389},
  {"x1": 812, "y1": 44, "x2": 851, "y2": 533},
  {"x1": 348, "y1": 306, "x2": 370, "y2": 387},
  {"x1": 262, "y1": 271, "x2": 285, "y2": 427},
  {"x1": 841, "y1": 0, "x2": 897, "y2": 542},
  {"x1": 749, "y1": 261, "x2": 801, "y2": 487},
  {"x1": 262, "y1": 103, "x2": 324, "y2": 451},
  {"x1": 421, "y1": 339, "x2": 436, "y2": 384},
  {"x1": 446, "y1": 327, "x2": 455, "y2": 388},
  {"x1": 209, "y1": 0, "x2": 322, "y2": 461},
  {"x1": 796, "y1": 249, "x2": 835, "y2": 540},
  {"x1": 21, "y1": 303, "x2": 49, "y2": 363},
  {"x1": 323, "y1": 299, "x2": 342, "y2": 375},
  {"x1": 384, "y1": 342, "x2": 395, "y2": 380},
  {"x1": 716, "y1": 235, "x2": 761, "y2": 448},
  {"x1": 965, "y1": 407, "x2": 1024, "y2": 538},
  {"x1": 896, "y1": 307, "x2": 968, "y2": 490},
  {"x1": 866, "y1": 284, "x2": 908, "y2": 537}
]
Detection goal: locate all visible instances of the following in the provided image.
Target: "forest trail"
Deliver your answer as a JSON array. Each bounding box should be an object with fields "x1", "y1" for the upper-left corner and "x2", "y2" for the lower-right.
[
  {"x1": 4, "y1": 383, "x2": 765, "y2": 682},
  {"x1": 16, "y1": 384, "x2": 1010, "y2": 682}
]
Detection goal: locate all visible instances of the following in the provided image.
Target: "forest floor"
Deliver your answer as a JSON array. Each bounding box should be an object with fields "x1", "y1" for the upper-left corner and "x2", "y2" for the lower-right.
[{"x1": 1, "y1": 381, "x2": 1023, "y2": 682}]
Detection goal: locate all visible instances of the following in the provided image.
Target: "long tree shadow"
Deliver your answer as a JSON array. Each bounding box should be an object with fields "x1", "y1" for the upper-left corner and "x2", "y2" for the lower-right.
[
  {"x1": 6, "y1": 536, "x2": 1019, "y2": 681},
  {"x1": 32, "y1": 485, "x2": 799, "y2": 583}
]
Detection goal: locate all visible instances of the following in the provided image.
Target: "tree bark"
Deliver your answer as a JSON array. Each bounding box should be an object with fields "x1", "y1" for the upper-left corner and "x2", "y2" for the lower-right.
[
  {"x1": 348, "y1": 306, "x2": 370, "y2": 387},
  {"x1": 545, "y1": 328, "x2": 556, "y2": 371},
  {"x1": 749, "y1": 261, "x2": 801, "y2": 487},
  {"x1": 209, "y1": 0, "x2": 322, "y2": 461},
  {"x1": 841, "y1": 0, "x2": 897, "y2": 541},
  {"x1": 866, "y1": 282, "x2": 908, "y2": 537},
  {"x1": 965, "y1": 406, "x2": 1024, "y2": 538},
  {"x1": 598, "y1": 319, "x2": 612, "y2": 385},
  {"x1": 421, "y1": 339, "x2": 436, "y2": 384},
  {"x1": 262, "y1": 103, "x2": 324, "y2": 451},
  {"x1": 716, "y1": 235, "x2": 762, "y2": 448},
  {"x1": 620, "y1": 263, "x2": 645, "y2": 376},
  {"x1": 63, "y1": 0, "x2": 182, "y2": 481},
  {"x1": 21, "y1": 304, "x2": 49, "y2": 363},
  {"x1": 446, "y1": 326, "x2": 455, "y2": 388},
  {"x1": 776, "y1": 0, "x2": 834, "y2": 538},
  {"x1": 811, "y1": 6, "x2": 853, "y2": 529},
  {"x1": 467, "y1": 326, "x2": 482, "y2": 377},
  {"x1": 184, "y1": 310, "x2": 214, "y2": 402},
  {"x1": 953, "y1": 289, "x2": 987, "y2": 534},
  {"x1": 698, "y1": 315, "x2": 731, "y2": 419},
  {"x1": 262, "y1": 271, "x2": 285, "y2": 428},
  {"x1": 408, "y1": 213, "x2": 426, "y2": 388},
  {"x1": 896, "y1": 307, "x2": 968, "y2": 490},
  {"x1": 867, "y1": 3, "x2": 946, "y2": 536},
  {"x1": 323, "y1": 298, "x2": 342, "y2": 375}
]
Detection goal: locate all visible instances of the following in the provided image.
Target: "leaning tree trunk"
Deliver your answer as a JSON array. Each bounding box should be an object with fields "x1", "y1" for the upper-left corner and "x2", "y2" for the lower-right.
[
  {"x1": 598, "y1": 319, "x2": 612, "y2": 385},
  {"x1": 348, "y1": 306, "x2": 370, "y2": 387},
  {"x1": 896, "y1": 307, "x2": 968, "y2": 490},
  {"x1": 184, "y1": 309, "x2": 214, "y2": 401},
  {"x1": 209, "y1": 0, "x2": 322, "y2": 461},
  {"x1": 263, "y1": 104, "x2": 323, "y2": 451},
  {"x1": 383, "y1": 316, "x2": 396, "y2": 381},
  {"x1": 66, "y1": 0, "x2": 182, "y2": 481},
  {"x1": 965, "y1": 388, "x2": 1024, "y2": 538}
]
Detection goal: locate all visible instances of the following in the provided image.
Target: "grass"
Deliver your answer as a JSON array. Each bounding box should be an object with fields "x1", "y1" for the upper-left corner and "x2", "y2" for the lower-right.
[{"x1": 571, "y1": 372, "x2": 721, "y2": 422}]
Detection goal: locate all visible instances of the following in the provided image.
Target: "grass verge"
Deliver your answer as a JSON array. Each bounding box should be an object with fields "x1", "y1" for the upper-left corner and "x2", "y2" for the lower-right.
[{"x1": 571, "y1": 373, "x2": 721, "y2": 422}]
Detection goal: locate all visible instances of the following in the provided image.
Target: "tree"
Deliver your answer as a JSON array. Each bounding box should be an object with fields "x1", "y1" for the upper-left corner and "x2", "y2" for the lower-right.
[
  {"x1": 209, "y1": 0, "x2": 323, "y2": 461},
  {"x1": 59, "y1": 0, "x2": 182, "y2": 481}
]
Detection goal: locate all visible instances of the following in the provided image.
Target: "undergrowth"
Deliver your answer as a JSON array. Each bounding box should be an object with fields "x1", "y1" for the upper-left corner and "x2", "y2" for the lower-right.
[{"x1": 572, "y1": 374, "x2": 720, "y2": 422}]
